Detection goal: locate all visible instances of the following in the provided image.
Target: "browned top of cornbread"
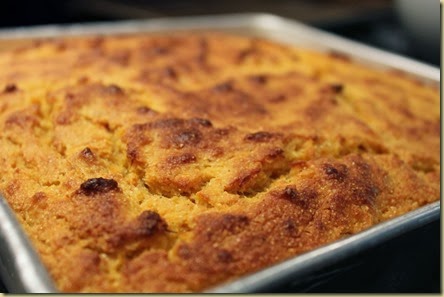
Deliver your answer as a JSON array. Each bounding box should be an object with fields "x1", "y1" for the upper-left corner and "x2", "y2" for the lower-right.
[{"x1": 0, "y1": 32, "x2": 439, "y2": 292}]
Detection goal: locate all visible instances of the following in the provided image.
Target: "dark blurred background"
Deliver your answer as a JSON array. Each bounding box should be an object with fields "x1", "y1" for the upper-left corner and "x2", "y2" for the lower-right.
[{"x1": 0, "y1": 0, "x2": 440, "y2": 65}]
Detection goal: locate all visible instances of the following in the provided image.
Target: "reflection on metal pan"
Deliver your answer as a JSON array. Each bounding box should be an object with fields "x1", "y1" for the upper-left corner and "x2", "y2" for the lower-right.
[{"x1": 0, "y1": 196, "x2": 57, "y2": 293}]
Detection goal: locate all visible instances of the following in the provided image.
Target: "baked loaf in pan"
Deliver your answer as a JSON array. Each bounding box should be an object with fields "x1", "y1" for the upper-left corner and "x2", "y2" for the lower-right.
[{"x1": 0, "y1": 32, "x2": 439, "y2": 292}]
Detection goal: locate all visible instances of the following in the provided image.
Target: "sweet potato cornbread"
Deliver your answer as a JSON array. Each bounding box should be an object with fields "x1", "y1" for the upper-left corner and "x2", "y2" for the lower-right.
[{"x1": 0, "y1": 32, "x2": 439, "y2": 292}]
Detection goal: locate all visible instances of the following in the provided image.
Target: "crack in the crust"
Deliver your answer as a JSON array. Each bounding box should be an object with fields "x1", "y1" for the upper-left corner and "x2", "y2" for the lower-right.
[
  {"x1": 121, "y1": 119, "x2": 394, "y2": 208},
  {"x1": 71, "y1": 117, "x2": 190, "y2": 255},
  {"x1": 34, "y1": 77, "x2": 410, "y2": 217},
  {"x1": 222, "y1": 133, "x2": 390, "y2": 201},
  {"x1": 2, "y1": 89, "x2": 65, "y2": 162},
  {"x1": 326, "y1": 92, "x2": 438, "y2": 177},
  {"x1": 78, "y1": 114, "x2": 132, "y2": 174},
  {"x1": 1, "y1": 82, "x2": 420, "y2": 215},
  {"x1": 227, "y1": 166, "x2": 291, "y2": 198},
  {"x1": 410, "y1": 158, "x2": 439, "y2": 174}
]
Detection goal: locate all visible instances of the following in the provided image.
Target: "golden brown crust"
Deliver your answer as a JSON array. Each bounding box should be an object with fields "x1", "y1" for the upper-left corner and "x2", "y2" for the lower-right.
[{"x1": 0, "y1": 32, "x2": 439, "y2": 292}]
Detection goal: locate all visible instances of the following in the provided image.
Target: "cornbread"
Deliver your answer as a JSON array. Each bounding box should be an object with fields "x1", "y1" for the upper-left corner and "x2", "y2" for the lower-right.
[{"x1": 0, "y1": 32, "x2": 439, "y2": 292}]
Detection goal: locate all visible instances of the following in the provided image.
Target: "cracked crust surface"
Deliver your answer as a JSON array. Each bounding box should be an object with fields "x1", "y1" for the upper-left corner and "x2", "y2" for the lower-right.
[{"x1": 0, "y1": 32, "x2": 439, "y2": 292}]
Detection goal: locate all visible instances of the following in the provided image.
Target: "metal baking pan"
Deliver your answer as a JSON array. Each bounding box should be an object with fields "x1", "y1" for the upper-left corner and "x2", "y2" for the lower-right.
[
  {"x1": 0, "y1": 13, "x2": 440, "y2": 293},
  {"x1": 0, "y1": 198, "x2": 57, "y2": 293}
]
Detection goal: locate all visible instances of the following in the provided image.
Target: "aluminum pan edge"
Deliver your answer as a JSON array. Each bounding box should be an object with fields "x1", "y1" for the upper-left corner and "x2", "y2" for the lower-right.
[
  {"x1": 207, "y1": 200, "x2": 440, "y2": 293},
  {"x1": 0, "y1": 196, "x2": 58, "y2": 293}
]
